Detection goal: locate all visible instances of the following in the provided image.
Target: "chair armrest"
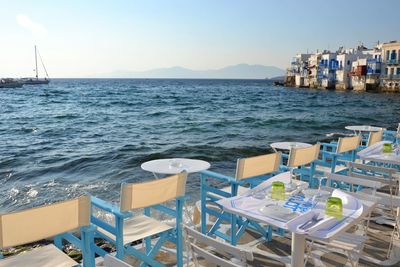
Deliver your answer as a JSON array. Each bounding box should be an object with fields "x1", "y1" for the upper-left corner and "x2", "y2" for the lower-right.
[
  {"x1": 91, "y1": 196, "x2": 131, "y2": 218},
  {"x1": 280, "y1": 165, "x2": 289, "y2": 172},
  {"x1": 200, "y1": 170, "x2": 237, "y2": 183},
  {"x1": 320, "y1": 151, "x2": 340, "y2": 159}
]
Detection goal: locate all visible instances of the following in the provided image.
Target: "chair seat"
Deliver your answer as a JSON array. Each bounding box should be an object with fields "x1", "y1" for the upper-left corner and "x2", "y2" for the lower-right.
[
  {"x1": 99, "y1": 215, "x2": 173, "y2": 244},
  {"x1": 312, "y1": 232, "x2": 367, "y2": 251},
  {"x1": 0, "y1": 244, "x2": 77, "y2": 267}
]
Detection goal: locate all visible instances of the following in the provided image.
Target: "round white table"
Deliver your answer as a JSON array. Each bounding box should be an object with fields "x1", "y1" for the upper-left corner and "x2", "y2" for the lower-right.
[
  {"x1": 345, "y1": 125, "x2": 385, "y2": 133},
  {"x1": 270, "y1": 142, "x2": 312, "y2": 152},
  {"x1": 141, "y1": 158, "x2": 210, "y2": 176}
]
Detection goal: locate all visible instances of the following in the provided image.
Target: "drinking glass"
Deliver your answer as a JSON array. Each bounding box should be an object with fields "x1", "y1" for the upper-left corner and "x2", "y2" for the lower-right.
[
  {"x1": 271, "y1": 181, "x2": 286, "y2": 201},
  {"x1": 314, "y1": 175, "x2": 327, "y2": 197},
  {"x1": 325, "y1": 197, "x2": 343, "y2": 219},
  {"x1": 383, "y1": 143, "x2": 393, "y2": 154}
]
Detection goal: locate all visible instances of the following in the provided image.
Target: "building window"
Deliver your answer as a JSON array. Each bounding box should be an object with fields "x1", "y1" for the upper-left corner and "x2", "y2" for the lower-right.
[
  {"x1": 385, "y1": 68, "x2": 388, "y2": 75},
  {"x1": 390, "y1": 68, "x2": 394, "y2": 75},
  {"x1": 347, "y1": 60, "x2": 350, "y2": 65},
  {"x1": 397, "y1": 68, "x2": 400, "y2": 75},
  {"x1": 386, "y1": 50, "x2": 390, "y2": 60},
  {"x1": 392, "y1": 50, "x2": 397, "y2": 60}
]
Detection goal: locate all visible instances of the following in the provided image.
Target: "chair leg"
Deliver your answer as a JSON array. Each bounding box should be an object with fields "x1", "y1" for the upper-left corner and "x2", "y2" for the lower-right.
[
  {"x1": 115, "y1": 216, "x2": 125, "y2": 260},
  {"x1": 176, "y1": 198, "x2": 184, "y2": 267}
]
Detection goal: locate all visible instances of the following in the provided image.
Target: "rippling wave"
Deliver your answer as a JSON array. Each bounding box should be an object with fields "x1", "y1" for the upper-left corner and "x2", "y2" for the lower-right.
[{"x1": 0, "y1": 79, "x2": 399, "y2": 211}]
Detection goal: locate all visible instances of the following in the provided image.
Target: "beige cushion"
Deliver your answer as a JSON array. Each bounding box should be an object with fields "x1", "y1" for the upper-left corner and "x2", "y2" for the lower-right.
[
  {"x1": 98, "y1": 215, "x2": 172, "y2": 244},
  {"x1": 0, "y1": 244, "x2": 77, "y2": 267}
]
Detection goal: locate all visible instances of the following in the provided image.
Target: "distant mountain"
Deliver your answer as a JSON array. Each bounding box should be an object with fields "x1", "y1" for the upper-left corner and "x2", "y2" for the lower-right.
[
  {"x1": 268, "y1": 75, "x2": 285, "y2": 81},
  {"x1": 93, "y1": 64, "x2": 285, "y2": 79}
]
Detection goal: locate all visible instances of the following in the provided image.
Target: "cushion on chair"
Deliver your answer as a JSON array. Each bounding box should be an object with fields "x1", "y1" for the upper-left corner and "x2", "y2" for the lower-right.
[
  {"x1": 98, "y1": 215, "x2": 173, "y2": 244},
  {"x1": 0, "y1": 244, "x2": 77, "y2": 267}
]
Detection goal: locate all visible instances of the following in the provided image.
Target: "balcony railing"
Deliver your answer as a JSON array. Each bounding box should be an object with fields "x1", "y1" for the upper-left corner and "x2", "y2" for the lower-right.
[
  {"x1": 386, "y1": 59, "x2": 400, "y2": 65},
  {"x1": 381, "y1": 74, "x2": 400, "y2": 79},
  {"x1": 367, "y1": 58, "x2": 382, "y2": 63}
]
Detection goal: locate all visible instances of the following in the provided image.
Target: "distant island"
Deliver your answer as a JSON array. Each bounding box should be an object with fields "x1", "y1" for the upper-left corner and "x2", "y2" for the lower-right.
[{"x1": 91, "y1": 64, "x2": 285, "y2": 79}]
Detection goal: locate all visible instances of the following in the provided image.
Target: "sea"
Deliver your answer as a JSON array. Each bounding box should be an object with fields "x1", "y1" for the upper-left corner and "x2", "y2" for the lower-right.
[{"x1": 0, "y1": 79, "x2": 399, "y2": 212}]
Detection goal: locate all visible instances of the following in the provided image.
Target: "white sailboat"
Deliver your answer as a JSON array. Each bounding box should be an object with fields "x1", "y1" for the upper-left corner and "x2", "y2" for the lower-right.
[{"x1": 22, "y1": 45, "x2": 50, "y2": 85}]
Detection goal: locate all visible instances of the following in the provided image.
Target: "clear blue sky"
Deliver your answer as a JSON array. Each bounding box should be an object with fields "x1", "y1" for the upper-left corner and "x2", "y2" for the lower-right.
[{"x1": 1, "y1": 0, "x2": 399, "y2": 77}]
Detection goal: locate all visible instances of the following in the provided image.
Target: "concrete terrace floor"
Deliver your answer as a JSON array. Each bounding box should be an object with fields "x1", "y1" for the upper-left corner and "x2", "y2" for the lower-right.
[{"x1": 111, "y1": 220, "x2": 399, "y2": 267}]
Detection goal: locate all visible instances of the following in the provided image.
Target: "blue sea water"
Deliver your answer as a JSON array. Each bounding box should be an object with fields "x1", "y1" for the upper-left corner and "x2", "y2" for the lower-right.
[{"x1": 0, "y1": 79, "x2": 399, "y2": 211}]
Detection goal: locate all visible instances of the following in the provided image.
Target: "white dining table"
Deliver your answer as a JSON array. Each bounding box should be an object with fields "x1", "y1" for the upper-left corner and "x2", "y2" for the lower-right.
[
  {"x1": 141, "y1": 158, "x2": 210, "y2": 178},
  {"x1": 217, "y1": 172, "x2": 376, "y2": 267},
  {"x1": 345, "y1": 125, "x2": 385, "y2": 134},
  {"x1": 270, "y1": 142, "x2": 312, "y2": 152},
  {"x1": 358, "y1": 141, "x2": 400, "y2": 166}
]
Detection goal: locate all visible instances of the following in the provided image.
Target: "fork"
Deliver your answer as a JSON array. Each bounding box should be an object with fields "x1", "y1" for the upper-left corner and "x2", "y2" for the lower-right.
[{"x1": 299, "y1": 213, "x2": 323, "y2": 230}]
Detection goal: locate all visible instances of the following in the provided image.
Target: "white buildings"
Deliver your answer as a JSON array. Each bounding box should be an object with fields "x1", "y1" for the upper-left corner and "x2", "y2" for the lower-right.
[
  {"x1": 285, "y1": 40, "x2": 400, "y2": 92},
  {"x1": 381, "y1": 40, "x2": 400, "y2": 91}
]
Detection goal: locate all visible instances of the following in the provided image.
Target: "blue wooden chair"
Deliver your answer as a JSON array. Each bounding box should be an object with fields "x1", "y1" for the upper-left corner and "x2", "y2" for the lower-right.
[
  {"x1": 383, "y1": 123, "x2": 399, "y2": 143},
  {"x1": 91, "y1": 173, "x2": 187, "y2": 267},
  {"x1": 285, "y1": 144, "x2": 320, "y2": 187},
  {"x1": 200, "y1": 152, "x2": 281, "y2": 245},
  {"x1": 0, "y1": 196, "x2": 95, "y2": 267},
  {"x1": 358, "y1": 130, "x2": 383, "y2": 150},
  {"x1": 316, "y1": 135, "x2": 361, "y2": 175}
]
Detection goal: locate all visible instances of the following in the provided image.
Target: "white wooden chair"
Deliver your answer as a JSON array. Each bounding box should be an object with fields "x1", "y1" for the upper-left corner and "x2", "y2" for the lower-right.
[
  {"x1": 0, "y1": 196, "x2": 95, "y2": 267},
  {"x1": 347, "y1": 161, "x2": 398, "y2": 199},
  {"x1": 305, "y1": 173, "x2": 382, "y2": 267},
  {"x1": 184, "y1": 226, "x2": 253, "y2": 267}
]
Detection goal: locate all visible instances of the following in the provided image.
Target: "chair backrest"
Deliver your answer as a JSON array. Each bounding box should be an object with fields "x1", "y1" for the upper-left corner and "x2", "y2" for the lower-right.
[
  {"x1": 336, "y1": 135, "x2": 361, "y2": 153},
  {"x1": 287, "y1": 144, "x2": 320, "y2": 168},
  {"x1": 0, "y1": 196, "x2": 90, "y2": 249},
  {"x1": 120, "y1": 172, "x2": 187, "y2": 212},
  {"x1": 326, "y1": 173, "x2": 382, "y2": 193},
  {"x1": 104, "y1": 254, "x2": 132, "y2": 267},
  {"x1": 184, "y1": 225, "x2": 253, "y2": 267},
  {"x1": 235, "y1": 153, "x2": 280, "y2": 180},
  {"x1": 347, "y1": 161, "x2": 397, "y2": 187},
  {"x1": 367, "y1": 130, "x2": 383, "y2": 147}
]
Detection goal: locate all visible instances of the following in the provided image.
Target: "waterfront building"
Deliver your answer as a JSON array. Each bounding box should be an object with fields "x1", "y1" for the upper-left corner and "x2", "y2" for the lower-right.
[
  {"x1": 349, "y1": 57, "x2": 369, "y2": 91},
  {"x1": 293, "y1": 53, "x2": 312, "y2": 87},
  {"x1": 317, "y1": 51, "x2": 338, "y2": 89},
  {"x1": 335, "y1": 48, "x2": 361, "y2": 90},
  {"x1": 381, "y1": 40, "x2": 400, "y2": 91},
  {"x1": 285, "y1": 53, "x2": 311, "y2": 87},
  {"x1": 365, "y1": 44, "x2": 382, "y2": 90},
  {"x1": 307, "y1": 53, "x2": 321, "y2": 88}
]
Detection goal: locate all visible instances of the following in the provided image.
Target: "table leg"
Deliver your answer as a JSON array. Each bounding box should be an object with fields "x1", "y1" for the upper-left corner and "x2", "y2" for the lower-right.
[{"x1": 291, "y1": 233, "x2": 306, "y2": 267}]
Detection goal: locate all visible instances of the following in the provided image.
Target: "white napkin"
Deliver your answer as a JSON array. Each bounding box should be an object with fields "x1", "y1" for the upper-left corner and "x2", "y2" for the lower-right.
[{"x1": 231, "y1": 196, "x2": 266, "y2": 211}]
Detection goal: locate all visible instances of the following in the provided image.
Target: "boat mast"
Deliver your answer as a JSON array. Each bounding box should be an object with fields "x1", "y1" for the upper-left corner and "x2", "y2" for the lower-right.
[{"x1": 34, "y1": 45, "x2": 38, "y2": 80}]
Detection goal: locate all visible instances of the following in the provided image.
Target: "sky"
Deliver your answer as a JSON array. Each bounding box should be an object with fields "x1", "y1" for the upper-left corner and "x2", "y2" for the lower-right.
[{"x1": 1, "y1": 0, "x2": 399, "y2": 78}]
